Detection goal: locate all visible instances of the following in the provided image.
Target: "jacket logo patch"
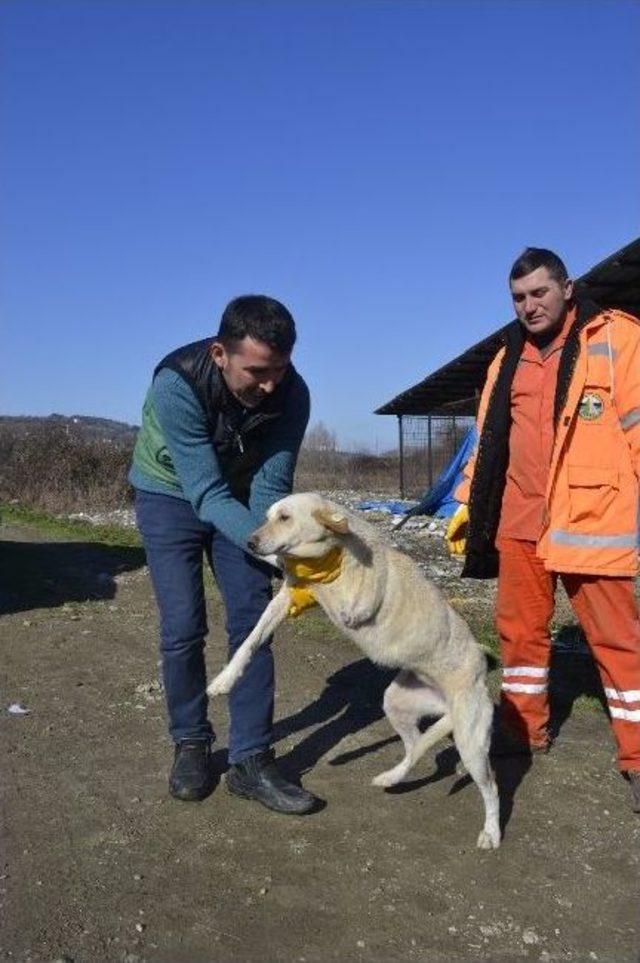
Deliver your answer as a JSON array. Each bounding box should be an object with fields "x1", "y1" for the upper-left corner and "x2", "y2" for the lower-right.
[{"x1": 578, "y1": 392, "x2": 604, "y2": 421}]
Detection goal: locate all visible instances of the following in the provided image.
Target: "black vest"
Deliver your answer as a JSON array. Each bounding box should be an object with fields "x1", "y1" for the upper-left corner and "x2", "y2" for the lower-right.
[{"x1": 156, "y1": 339, "x2": 295, "y2": 503}]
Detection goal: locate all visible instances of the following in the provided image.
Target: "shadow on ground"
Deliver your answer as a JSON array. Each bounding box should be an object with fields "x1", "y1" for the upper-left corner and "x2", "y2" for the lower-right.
[
  {"x1": 0, "y1": 539, "x2": 146, "y2": 614},
  {"x1": 549, "y1": 622, "x2": 608, "y2": 738},
  {"x1": 271, "y1": 654, "x2": 531, "y2": 836},
  {"x1": 274, "y1": 658, "x2": 395, "y2": 775},
  {"x1": 272, "y1": 636, "x2": 609, "y2": 836}
]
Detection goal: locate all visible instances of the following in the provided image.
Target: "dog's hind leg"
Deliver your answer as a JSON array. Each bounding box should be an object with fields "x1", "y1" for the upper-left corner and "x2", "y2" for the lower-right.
[
  {"x1": 372, "y1": 672, "x2": 451, "y2": 788},
  {"x1": 449, "y1": 684, "x2": 501, "y2": 850}
]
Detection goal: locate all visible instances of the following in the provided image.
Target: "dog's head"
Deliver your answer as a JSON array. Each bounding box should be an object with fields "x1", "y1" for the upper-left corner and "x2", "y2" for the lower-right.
[{"x1": 248, "y1": 493, "x2": 351, "y2": 559}]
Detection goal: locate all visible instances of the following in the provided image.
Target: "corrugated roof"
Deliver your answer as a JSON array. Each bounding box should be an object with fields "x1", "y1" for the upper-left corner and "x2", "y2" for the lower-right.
[{"x1": 376, "y1": 237, "x2": 640, "y2": 417}]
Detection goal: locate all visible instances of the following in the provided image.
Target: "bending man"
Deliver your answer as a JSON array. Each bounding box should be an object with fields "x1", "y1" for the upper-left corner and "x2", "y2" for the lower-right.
[{"x1": 130, "y1": 295, "x2": 315, "y2": 814}]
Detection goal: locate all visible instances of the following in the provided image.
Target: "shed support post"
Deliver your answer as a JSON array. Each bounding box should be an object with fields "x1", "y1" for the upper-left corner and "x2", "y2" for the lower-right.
[{"x1": 398, "y1": 415, "x2": 405, "y2": 498}]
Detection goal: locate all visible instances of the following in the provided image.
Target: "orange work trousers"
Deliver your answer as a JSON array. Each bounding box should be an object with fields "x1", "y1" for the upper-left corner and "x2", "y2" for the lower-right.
[{"x1": 496, "y1": 537, "x2": 640, "y2": 771}]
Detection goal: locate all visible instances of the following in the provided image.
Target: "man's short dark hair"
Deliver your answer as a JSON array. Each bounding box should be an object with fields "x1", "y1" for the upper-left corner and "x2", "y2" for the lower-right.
[
  {"x1": 509, "y1": 248, "x2": 569, "y2": 285},
  {"x1": 216, "y1": 295, "x2": 296, "y2": 354}
]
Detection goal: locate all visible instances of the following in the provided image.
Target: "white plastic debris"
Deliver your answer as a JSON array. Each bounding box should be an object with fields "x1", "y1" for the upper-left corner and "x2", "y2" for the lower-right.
[{"x1": 7, "y1": 702, "x2": 30, "y2": 716}]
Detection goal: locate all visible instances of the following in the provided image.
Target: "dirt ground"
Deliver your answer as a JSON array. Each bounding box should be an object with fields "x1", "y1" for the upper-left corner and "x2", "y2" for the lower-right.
[{"x1": 1, "y1": 518, "x2": 639, "y2": 963}]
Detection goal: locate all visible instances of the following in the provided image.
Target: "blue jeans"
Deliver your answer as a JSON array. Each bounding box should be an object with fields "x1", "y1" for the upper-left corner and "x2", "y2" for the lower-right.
[{"x1": 135, "y1": 490, "x2": 274, "y2": 763}]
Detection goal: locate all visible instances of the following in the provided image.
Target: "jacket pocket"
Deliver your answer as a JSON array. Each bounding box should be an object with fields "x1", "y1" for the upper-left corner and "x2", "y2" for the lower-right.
[{"x1": 567, "y1": 465, "x2": 619, "y2": 524}]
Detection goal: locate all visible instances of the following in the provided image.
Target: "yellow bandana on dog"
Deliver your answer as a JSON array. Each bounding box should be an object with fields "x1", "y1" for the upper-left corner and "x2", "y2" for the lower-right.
[{"x1": 284, "y1": 547, "x2": 344, "y2": 617}]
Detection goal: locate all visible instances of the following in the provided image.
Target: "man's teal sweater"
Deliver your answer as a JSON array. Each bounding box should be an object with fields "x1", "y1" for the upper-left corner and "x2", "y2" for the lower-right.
[{"x1": 129, "y1": 367, "x2": 310, "y2": 551}]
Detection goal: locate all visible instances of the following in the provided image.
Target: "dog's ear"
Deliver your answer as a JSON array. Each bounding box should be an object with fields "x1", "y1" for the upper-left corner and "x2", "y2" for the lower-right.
[{"x1": 312, "y1": 508, "x2": 350, "y2": 535}]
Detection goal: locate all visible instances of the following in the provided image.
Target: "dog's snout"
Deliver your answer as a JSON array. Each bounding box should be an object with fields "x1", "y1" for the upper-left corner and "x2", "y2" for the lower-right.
[{"x1": 247, "y1": 535, "x2": 259, "y2": 553}]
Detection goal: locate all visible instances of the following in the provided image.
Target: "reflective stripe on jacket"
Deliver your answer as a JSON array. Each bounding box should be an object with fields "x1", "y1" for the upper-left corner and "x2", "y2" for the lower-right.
[{"x1": 457, "y1": 308, "x2": 640, "y2": 576}]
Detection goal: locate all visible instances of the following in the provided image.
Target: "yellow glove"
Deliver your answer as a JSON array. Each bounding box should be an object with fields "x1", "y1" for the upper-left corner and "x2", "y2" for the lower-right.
[{"x1": 445, "y1": 504, "x2": 469, "y2": 556}]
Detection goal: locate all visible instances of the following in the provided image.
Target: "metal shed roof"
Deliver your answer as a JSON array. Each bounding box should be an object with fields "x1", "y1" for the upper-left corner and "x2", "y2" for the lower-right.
[{"x1": 375, "y1": 237, "x2": 640, "y2": 417}]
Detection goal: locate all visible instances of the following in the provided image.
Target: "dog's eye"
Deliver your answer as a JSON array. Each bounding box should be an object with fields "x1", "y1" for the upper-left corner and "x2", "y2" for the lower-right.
[{"x1": 279, "y1": 513, "x2": 290, "y2": 522}]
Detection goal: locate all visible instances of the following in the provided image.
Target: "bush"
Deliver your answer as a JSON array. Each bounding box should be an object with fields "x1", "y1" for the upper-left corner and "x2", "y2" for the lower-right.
[
  {"x1": 295, "y1": 447, "x2": 398, "y2": 494},
  {"x1": 0, "y1": 423, "x2": 135, "y2": 514},
  {"x1": 0, "y1": 420, "x2": 403, "y2": 515}
]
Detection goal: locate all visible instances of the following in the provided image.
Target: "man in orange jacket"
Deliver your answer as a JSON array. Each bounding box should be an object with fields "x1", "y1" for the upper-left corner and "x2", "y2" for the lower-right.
[{"x1": 446, "y1": 247, "x2": 640, "y2": 811}]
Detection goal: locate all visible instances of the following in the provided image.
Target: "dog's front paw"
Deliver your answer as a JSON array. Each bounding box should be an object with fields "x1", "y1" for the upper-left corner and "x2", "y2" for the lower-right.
[{"x1": 207, "y1": 668, "x2": 236, "y2": 697}]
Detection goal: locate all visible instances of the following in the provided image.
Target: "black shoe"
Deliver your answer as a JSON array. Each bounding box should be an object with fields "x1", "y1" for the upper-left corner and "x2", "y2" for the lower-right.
[
  {"x1": 626, "y1": 771, "x2": 640, "y2": 813},
  {"x1": 490, "y1": 727, "x2": 552, "y2": 758},
  {"x1": 169, "y1": 739, "x2": 217, "y2": 801},
  {"x1": 226, "y1": 749, "x2": 317, "y2": 815}
]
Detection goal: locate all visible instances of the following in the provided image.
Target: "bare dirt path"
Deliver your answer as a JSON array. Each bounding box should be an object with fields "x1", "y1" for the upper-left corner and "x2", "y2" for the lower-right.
[{"x1": 1, "y1": 520, "x2": 638, "y2": 962}]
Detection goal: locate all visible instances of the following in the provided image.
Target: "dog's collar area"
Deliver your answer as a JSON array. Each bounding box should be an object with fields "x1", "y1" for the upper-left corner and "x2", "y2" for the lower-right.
[
  {"x1": 284, "y1": 546, "x2": 343, "y2": 583},
  {"x1": 284, "y1": 546, "x2": 344, "y2": 618}
]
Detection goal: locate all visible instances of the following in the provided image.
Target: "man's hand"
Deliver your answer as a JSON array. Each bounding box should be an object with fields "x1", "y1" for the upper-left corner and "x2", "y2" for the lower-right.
[{"x1": 445, "y1": 504, "x2": 469, "y2": 556}]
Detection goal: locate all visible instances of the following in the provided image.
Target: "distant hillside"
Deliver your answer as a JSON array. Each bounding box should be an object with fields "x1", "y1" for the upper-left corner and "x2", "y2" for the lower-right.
[{"x1": 0, "y1": 414, "x2": 139, "y2": 446}]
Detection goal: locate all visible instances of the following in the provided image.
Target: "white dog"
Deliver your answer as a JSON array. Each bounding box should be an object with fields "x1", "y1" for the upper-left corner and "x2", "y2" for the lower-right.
[{"x1": 208, "y1": 493, "x2": 500, "y2": 849}]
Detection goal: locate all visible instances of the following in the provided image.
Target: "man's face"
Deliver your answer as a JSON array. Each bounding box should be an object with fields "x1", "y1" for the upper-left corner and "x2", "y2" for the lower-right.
[
  {"x1": 510, "y1": 266, "x2": 573, "y2": 337},
  {"x1": 211, "y1": 336, "x2": 291, "y2": 409}
]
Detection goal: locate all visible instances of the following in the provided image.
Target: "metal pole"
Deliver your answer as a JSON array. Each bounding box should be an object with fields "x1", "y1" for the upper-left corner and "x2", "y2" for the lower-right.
[
  {"x1": 427, "y1": 415, "x2": 433, "y2": 490},
  {"x1": 398, "y1": 415, "x2": 405, "y2": 498}
]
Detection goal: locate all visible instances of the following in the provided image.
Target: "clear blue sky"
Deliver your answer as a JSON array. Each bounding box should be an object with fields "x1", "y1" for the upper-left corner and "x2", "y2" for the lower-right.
[{"x1": 3, "y1": 0, "x2": 639, "y2": 450}]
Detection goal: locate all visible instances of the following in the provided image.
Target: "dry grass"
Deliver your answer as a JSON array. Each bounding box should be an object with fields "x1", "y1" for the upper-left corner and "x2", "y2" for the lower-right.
[
  {"x1": 0, "y1": 422, "x2": 408, "y2": 514},
  {"x1": 294, "y1": 448, "x2": 400, "y2": 494},
  {"x1": 0, "y1": 423, "x2": 134, "y2": 514}
]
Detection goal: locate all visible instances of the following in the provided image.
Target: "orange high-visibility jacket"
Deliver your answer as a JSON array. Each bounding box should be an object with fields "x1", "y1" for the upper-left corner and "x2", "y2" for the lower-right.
[{"x1": 457, "y1": 307, "x2": 640, "y2": 576}]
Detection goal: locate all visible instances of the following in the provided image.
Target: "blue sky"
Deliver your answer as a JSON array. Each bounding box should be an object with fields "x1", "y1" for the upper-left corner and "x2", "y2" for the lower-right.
[{"x1": 3, "y1": 0, "x2": 639, "y2": 449}]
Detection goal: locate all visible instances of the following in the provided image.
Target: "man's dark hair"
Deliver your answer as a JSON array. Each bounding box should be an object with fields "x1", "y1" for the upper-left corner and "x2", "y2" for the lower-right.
[
  {"x1": 509, "y1": 248, "x2": 569, "y2": 285},
  {"x1": 216, "y1": 295, "x2": 296, "y2": 354}
]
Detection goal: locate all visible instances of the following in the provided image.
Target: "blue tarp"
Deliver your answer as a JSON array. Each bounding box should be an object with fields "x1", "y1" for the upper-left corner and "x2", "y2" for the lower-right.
[
  {"x1": 356, "y1": 426, "x2": 477, "y2": 521},
  {"x1": 415, "y1": 425, "x2": 477, "y2": 519},
  {"x1": 357, "y1": 500, "x2": 418, "y2": 515}
]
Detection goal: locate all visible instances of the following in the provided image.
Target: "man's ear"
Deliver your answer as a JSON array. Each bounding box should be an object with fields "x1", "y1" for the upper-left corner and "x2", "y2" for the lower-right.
[
  {"x1": 210, "y1": 341, "x2": 227, "y2": 370},
  {"x1": 563, "y1": 278, "x2": 574, "y2": 302},
  {"x1": 312, "y1": 508, "x2": 350, "y2": 535}
]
